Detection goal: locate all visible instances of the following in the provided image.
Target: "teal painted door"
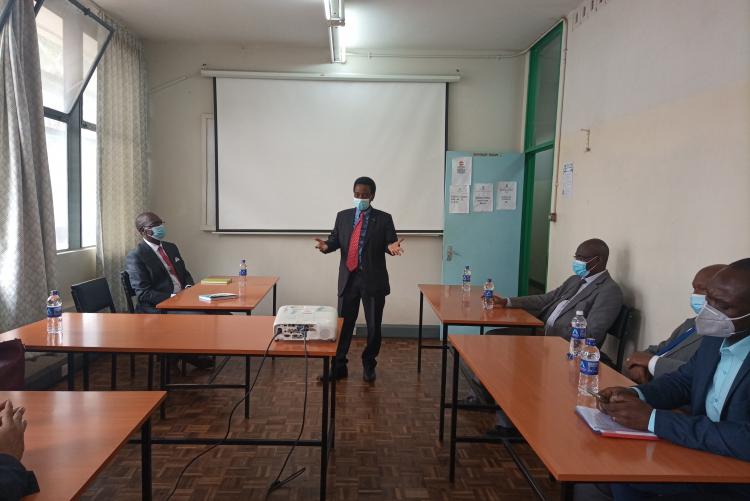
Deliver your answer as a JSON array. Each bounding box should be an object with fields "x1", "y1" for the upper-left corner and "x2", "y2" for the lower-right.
[{"x1": 442, "y1": 152, "x2": 524, "y2": 333}]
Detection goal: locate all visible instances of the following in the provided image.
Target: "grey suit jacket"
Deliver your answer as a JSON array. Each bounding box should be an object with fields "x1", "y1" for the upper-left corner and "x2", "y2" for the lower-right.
[
  {"x1": 646, "y1": 317, "x2": 700, "y2": 378},
  {"x1": 508, "y1": 271, "x2": 623, "y2": 346}
]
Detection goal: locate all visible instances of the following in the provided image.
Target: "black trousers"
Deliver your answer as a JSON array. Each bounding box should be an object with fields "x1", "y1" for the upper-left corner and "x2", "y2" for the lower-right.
[{"x1": 336, "y1": 271, "x2": 385, "y2": 370}]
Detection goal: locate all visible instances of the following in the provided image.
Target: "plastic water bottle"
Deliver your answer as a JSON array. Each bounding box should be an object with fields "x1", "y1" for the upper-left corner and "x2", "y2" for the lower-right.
[
  {"x1": 462, "y1": 265, "x2": 472, "y2": 291},
  {"x1": 578, "y1": 338, "x2": 600, "y2": 395},
  {"x1": 239, "y1": 259, "x2": 248, "y2": 277},
  {"x1": 238, "y1": 259, "x2": 247, "y2": 297},
  {"x1": 567, "y1": 310, "x2": 587, "y2": 359},
  {"x1": 482, "y1": 278, "x2": 494, "y2": 310},
  {"x1": 46, "y1": 290, "x2": 62, "y2": 335}
]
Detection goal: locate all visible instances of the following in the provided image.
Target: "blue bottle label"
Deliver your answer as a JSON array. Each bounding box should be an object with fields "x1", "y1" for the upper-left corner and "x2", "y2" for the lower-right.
[
  {"x1": 579, "y1": 359, "x2": 599, "y2": 376},
  {"x1": 483, "y1": 289, "x2": 493, "y2": 299},
  {"x1": 572, "y1": 327, "x2": 586, "y2": 339},
  {"x1": 47, "y1": 306, "x2": 62, "y2": 318},
  {"x1": 462, "y1": 274, "x2": 470, "y2": 282},
  {"x1": 239, "y1": 269, "x2": 247, "y2": 276}
]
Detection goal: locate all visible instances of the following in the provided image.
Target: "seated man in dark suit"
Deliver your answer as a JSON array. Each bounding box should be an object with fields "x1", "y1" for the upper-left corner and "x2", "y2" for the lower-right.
[
  {"x1": 592, "y1": 258, "x2": 750, "y2": 500},
  {"x1": 125, "y1": 212, "x2": 194, "y2": 313},
  {"x1": 125, "y1": 211, "x2": 212, "y2": 369},
  {"x1": 0, "y1": 400, "x2": 39, "y2": 500},
  {"x1": 493, "y1": 238, "x2": 623, "y2": 347},
  {"x1": 624, "y1": 264, "x2": 725, "y2": 384}
]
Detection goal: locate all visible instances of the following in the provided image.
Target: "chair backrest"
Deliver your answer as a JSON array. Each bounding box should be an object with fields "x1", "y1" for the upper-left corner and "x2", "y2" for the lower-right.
[
  {"x1": 606, "y1": 305, "x2": 633, "y2": 371},
  {"x1": 70, "y1": 277, "x2": 116, "y2": 313},
  {"x1": 120, "y1": 270, "x2": 137, "y2": 313}
]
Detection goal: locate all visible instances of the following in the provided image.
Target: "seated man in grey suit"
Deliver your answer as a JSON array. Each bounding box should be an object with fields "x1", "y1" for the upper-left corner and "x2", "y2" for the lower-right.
[
  {"x1": 492, "y1": 238, "x2": 623, "y2": 346},
  {"x1": 624, "y1": 264, "x2": 725, "y2": 384}
]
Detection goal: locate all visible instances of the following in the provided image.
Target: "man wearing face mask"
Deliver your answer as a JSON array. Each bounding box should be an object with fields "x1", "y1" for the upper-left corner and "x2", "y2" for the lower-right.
[
  {"x1": 624, "y1": 264, "x2": 726, "y2": 384},
  {"x1": 126, "y1": 212, "x2": 195, "y2": 314},
  {"x1": 588, "y1": 258, "x2": 750, "y2": 500},
  {"x1": 492, "y1": 238, "x2": 623, "y2": 347},
  {"x1": 314, "y1": 177, "x2": 405, "y2": 383}
]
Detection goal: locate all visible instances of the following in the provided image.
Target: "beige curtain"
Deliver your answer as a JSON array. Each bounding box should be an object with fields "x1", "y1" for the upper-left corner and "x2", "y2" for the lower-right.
[
  {"x1": 0, "y1": 0, "x2": 57, "y2": 331},
  {"x1": 95, "y1": 12, "x2": 148, "y2": 311}
]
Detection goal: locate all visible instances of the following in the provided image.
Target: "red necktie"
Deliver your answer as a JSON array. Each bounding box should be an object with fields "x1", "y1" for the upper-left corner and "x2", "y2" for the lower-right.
[
  {"x1": 346, "y1": 214, "x2": 364, "y2": 272},
  {"x1": 157, "y1": 246, "x2": 183, "y2": 287}
]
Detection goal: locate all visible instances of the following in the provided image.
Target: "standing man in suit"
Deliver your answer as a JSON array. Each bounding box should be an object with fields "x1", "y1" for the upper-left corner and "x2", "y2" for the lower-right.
[
  {"x1": 493, "y1": 238, "x2": 623, "y2": 346},
  {"x1": 588, "y1": 258, "x2": 750, "y2": 500},
  {"x1": 314, "y1": 177, "x2": 404, "y2": 383},
  {"x1": 125, "y1": 212, "x2": 195, "y2": 313},
  {"x1": 624, "y1": 264, "x2": 726, "y2": 384}
]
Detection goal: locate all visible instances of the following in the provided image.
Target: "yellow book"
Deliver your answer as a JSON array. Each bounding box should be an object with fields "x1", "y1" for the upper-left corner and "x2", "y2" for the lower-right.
[{"x1": 200, "y1": 277, "x2": 232, "y2": 285}]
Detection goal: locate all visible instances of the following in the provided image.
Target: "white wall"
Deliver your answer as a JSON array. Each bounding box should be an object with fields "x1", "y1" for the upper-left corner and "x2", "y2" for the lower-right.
[
  {"x1": 549, "y1": 0, "x2": 750, "y2": 348},
  {"x1": 144, "y1": 43, "x2": 525, "y2": 324}
]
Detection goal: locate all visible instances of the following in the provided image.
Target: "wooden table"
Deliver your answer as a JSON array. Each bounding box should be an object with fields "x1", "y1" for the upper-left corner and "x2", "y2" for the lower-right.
[
  {"x1": 417, "y1": 284, "x2": 544, "y2": 440},
  {"x1": 448, "y1": 335, "x2": 750, "y2": 500},
  {"x1": 1, "y1": 313, "x2": 341, "y2": 500},
  {"x1": 156, "y1": 275, "x2": 279, "y2": 314},
  {"x1": 0, "y1": 390, "x2": 165, "y2": 501}
]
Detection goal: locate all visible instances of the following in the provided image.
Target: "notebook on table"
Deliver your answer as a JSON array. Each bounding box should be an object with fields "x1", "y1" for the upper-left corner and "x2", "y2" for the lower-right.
[
  {"x1": 198, "y1": 292, "x2": 238, "y2": 301},
  {"x1": 576, "y1": 406, "x2": 658, "y2": 440},
  {"x1": 200, "y1": 277, "x2": 233, "y2": 285}
]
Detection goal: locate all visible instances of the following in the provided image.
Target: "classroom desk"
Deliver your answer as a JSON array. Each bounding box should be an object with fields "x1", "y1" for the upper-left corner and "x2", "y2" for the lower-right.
[
  {"x1": 448, "y1": 335, "x2": 750, "y2": 500},
  {"x1": 0, "y1": 390, "x2": 164, "y2": 501},
  {"x1": 156, "y1": 275, "x2": 279, "y2": 314},
  {"x1": 1, "y1": 313, "x2": 340, "y2": 500},
  {"x1": 416, "y1": 284, "x2": 544, "y2": 441}
]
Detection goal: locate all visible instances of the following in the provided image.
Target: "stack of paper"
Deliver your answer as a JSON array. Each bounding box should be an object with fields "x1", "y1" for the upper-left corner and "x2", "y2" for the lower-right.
[
  {"x1": 200, "y1": 277, "x2": 232, "y2": 285},
  {"x1": 575, "y1": 406, "x2": 658, "y2": 440},
  {"x1": 198, "y1": 293, "x2": 238, "y2": 302}
]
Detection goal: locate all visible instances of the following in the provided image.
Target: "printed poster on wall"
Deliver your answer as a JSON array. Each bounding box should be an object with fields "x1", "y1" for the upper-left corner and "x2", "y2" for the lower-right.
[
  {"x1": 496, "y1": 181, "x2": 517, "y2": 210},
  {"x1": 562, "y1": 162, "x2": 574, "y2": 198},
  {"x1": 472, "y1": 183, "x2": 493, "y2": 212},
  {"x1": 451, "y1": 157, "x2": 472, "y2": 186},
  {"x1": 449, "y1": 185, "x2": 469, "y2": 214}
]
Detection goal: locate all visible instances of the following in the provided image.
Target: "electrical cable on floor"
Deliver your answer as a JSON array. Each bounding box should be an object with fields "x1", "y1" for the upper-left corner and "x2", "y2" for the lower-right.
[
  {"x1": 266, "y1": 333, "x2": 310, "y2": 497},
  {"x1": 165, "y1": 332, "x2": 281, "y2": 500}
]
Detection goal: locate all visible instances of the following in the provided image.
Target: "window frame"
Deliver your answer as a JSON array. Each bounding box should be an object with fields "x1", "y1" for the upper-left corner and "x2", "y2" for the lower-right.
[{"x1": 35, "y1": 0, "x2": 113, "y2": 251}]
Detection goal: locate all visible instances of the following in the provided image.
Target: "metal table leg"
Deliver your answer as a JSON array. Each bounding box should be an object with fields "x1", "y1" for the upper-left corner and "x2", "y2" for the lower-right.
[
  {"x1": 67, "y1": 352, "x2": 75, "y2": 391},
  {"x1": 83, "y1": 353, "x2": 90, "y2": 391},
  {"x1": 320, "y1": 357, "x2": 330, "y2": 500},
  {"x1": 141, "y1": 418, "x2": 152, "y2": 501},
  {"x1": 439, "y1": 323, "x2": 448, "y2": 441},
  {"x1": 244, "y1": 355, "x2": 251, "y2": 419},
  {"x1": 111, "y1": 354, "x2": 118, "y2": 390},
  {"x1": 449, "y1": 347, "x2": 460, "y2": 481},
  {"x1": 330, "y1": 356, "x2": 336, "y2": 449},
  {"x1": 417, "y1": 291, "x2": 424, "y2": 373}
]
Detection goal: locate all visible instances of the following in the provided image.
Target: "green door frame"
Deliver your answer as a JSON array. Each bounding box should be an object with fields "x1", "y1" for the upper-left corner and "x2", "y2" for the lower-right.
[{"x1": 518, "y1": 22, "x2": 563, "y2": 296}]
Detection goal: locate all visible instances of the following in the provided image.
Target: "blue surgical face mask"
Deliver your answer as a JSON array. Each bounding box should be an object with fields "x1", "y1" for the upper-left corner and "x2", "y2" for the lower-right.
[
  {"x1": 572, "y1": 259, "x2": 589, "y2": 278},
  {"x1": 148, "y1": 224, "x2": 167, "y2": 241},
  {"x1": 690, "y1": 293, "x2": 706, "y2": 315},
  {"x1": 354, "y1": 198, "x2": 370, "y2": 211}
]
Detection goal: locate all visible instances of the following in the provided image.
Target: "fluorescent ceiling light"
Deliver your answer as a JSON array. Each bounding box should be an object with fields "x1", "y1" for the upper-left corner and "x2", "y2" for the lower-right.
[
  {"x1": 329, "y1": 25, "x2": 346, "y2": 63},
  {"x1": 323, "y1": 0, "x2": 345, "y2": 23}
]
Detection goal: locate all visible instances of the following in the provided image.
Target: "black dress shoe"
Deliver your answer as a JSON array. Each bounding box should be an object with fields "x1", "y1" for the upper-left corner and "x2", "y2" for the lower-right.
[
  {"x1": 319, "y1": 365, "x2": 348, "y2": 383},
  {"x1": 363, "y1": 366, "x2": 376, "y2": 383}
]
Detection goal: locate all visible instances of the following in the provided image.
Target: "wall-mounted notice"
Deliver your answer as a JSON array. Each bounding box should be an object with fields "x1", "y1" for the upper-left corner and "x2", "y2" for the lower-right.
[
  {"x1": 562, "y1": 162, "x2": 574, "y2": 198},
  {"x1": 496, "y1": 181, "x2": 517, "y2": 210},
  {"x1": 451, "y1": 156, "x2": 472, "y2": 186},
  {"x1": 449, "y1": 185, "x2": 469, "y2": 214},
  {"x1": 472, "y1": 183, "x2": 493, "y2": 212}
]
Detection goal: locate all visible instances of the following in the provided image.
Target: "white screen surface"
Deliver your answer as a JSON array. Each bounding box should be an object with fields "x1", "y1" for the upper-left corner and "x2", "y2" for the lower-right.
[{"x1": 215, "y1": 77, "x2": 446, "y2": 232}]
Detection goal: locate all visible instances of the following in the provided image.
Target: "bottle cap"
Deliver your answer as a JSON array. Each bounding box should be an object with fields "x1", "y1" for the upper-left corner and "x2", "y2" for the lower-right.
[
  {"x1": 585, "y1": 338, "x2": 597, "y2": 346},
  {"x1": 241, "y1": 259, "x2": 246, "y2": 263},
  {"x1": 576, "y1": 310, "x2": 584, "y2": 315},
  {"x1": 52, "y1": 290, "x2": 59, "y2": 295}
]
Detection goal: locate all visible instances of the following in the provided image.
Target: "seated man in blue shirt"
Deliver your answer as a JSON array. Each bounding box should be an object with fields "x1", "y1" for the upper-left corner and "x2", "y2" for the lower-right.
[{"x1": 592, "y1": 258, "x2": 750, "y2": 500}]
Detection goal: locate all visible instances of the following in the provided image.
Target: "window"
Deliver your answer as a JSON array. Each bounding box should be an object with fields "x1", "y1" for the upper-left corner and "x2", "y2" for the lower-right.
[{"x1": 35, "y1": 0, "x2": 112, "y2": 251}]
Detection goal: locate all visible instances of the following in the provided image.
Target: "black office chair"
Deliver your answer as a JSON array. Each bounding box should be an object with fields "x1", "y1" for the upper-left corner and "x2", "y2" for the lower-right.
[
  {"x1": 601, "y1": 305, "x2": 634, "y2": 371},
  {"x1": 70, "y1": 277, "x2": 120, "y2": 390}
]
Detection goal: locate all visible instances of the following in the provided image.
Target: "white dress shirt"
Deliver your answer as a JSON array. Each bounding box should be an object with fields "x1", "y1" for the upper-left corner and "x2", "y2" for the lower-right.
[
  {"x1": 143, "y1": 238, "x2": 182, "y2": 293},
  {"x1": 543, "y1": 270, "x2": 606, "y2": 332}
]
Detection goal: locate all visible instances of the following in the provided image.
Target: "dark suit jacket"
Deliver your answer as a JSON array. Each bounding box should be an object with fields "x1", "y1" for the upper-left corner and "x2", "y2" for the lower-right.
[
  {"x1": 125, "y1": 241, "x2": 195, "y2": 313},
  {"x1": 637, "y1": 336, "x2": 750, "y2": 491},
  {"x1": 323, "y1": 208, "x2": 398, "y2": 297},
  {"x1": 507, "y1": 272, "x2": 623, "y2": 346},
  {"x1": 646, "y1": 317, "x2": 701, "y2": 378},
  {"x1": 0, "y1": 454, "x2": 39, "y2": 500}
]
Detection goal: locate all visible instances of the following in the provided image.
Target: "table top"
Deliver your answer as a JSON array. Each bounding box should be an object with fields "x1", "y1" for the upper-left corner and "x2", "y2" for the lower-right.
[
  {"x1": 418, "y1": 284, "x2": 544, "y2": 327},
  {"x1": 0, "y1": 391, "x2": 165, "y2": 501},
  {"x1": 449, "y1": 334, "x2": 750, "y2": 483},
  {"x1": 1, "y1": 313, "x2": 340, "y2": 357},
  {"x1": 156, "y1": 276, "x2": 279, "y2": 311}
]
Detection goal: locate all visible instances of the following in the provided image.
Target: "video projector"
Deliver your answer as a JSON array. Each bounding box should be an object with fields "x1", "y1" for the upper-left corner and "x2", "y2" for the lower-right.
[{"x1": 273, "y1": 305, "x2": 338, "y2": 341}]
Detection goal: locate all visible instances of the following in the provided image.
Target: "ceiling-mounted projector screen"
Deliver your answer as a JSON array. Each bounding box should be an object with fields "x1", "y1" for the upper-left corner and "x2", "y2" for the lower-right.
[{"x1": 214, "y1": 77, "x2": 446, "y2": 233}]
